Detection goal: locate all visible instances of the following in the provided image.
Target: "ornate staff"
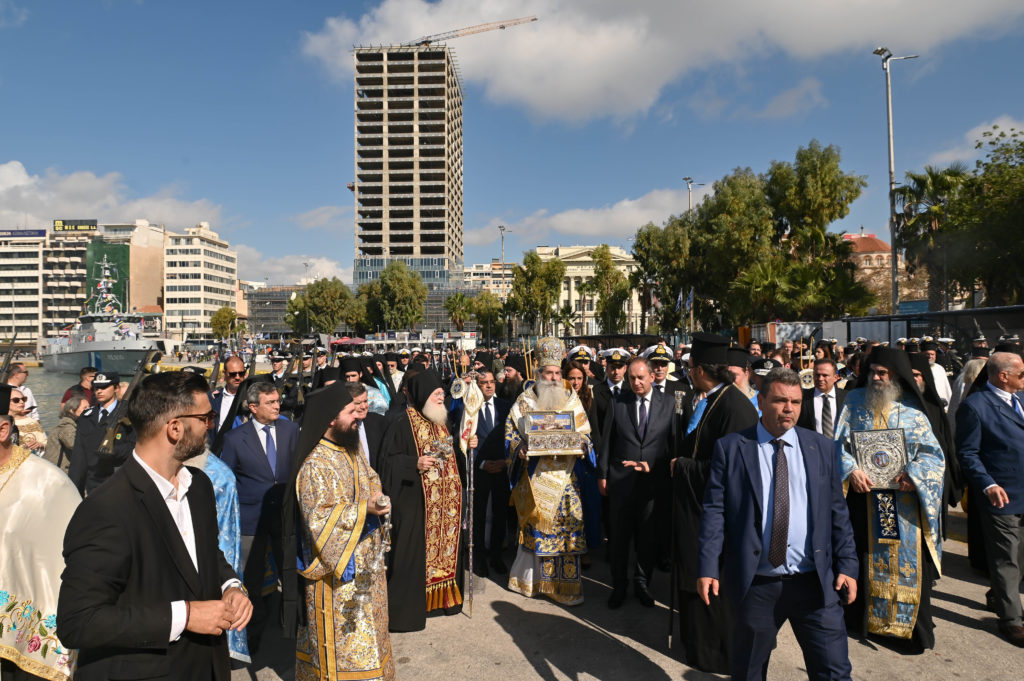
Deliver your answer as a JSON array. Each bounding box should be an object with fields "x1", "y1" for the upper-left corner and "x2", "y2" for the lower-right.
[{"x1": 452, "y1": 372, "x2": 483, "y2": 617}]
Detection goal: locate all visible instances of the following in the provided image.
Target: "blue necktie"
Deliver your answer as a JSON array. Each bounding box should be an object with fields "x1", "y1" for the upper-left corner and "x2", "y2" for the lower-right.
[
  {"x1": 263, "y1": 425, "x2": 278, "y2": 478},
  {"x1": 481, "y1": 402, "x2": 493, "y2": 436},
  {"x1": 1013, "y1": 395, "x2": 1024, "y2": 419},
  {"x1": 638, "y1": 396, "x2": 648, "y2": 440}
]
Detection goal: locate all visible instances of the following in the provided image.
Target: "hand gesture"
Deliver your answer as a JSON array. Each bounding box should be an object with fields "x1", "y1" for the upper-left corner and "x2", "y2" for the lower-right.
[
  {"x1": 186, "y1": 600, "x2": 233, "y2": 636},
  {"x1": 849, "y1": 469, "x2": 873, "y2": 493},
  {"x1": 221, "y1": 588, "x2": 252, "y2": 631},
  {"x1": 621, "y1": 460, "x2": 650, "y2": 473},
  {"x1": 417, "y1": 455, "x2": 438, "y2": 472},
  {"x1": 895, "y1": 471, "x2": 916, "y2": 492},
  {"x1": 697, "y1": 577, "x2": 719, "y2": 606},
  {"x1": 467, "y1": 435, "x2": 479, "y2": 450},
  {"x1": 986, "y1": 485, "x2": 1010, "y2": 509},
  {"x1": 369, "y1": 491, "x2": 391, "y2": 516}
]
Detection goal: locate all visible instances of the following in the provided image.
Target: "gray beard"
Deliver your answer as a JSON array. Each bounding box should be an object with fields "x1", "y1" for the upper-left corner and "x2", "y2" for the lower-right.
[
  {"x1": 421, "y1": 401, "x2": 448, "y2": 426},
  {"x1": 534, "y1": 378, "x2": 566, "y2": 411},
  {"x1": 865, "y1": 379, "x2": 902, "y2": 415}
]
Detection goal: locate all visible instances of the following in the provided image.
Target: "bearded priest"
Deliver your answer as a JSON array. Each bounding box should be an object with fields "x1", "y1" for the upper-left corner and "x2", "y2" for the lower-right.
[
  {"x1": 378, "y1": 369, "x2": 465, "y2": 632},
  {"x1": 505, "y1": 337, "x2": 596, "y2": 606}
]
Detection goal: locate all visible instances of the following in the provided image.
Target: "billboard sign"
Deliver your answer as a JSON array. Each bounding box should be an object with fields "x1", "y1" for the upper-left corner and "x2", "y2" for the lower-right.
[
  {"x1": 0, "y1": 229, "x2": 46, "y2": 238},
  {"x1": 53, "y1": 219, "x2": 98, "y2": 232}
]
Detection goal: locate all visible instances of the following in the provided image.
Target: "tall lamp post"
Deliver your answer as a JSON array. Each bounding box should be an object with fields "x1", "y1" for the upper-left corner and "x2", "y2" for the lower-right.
[
  {"x1": 682, "y1": 176, "x2": 704, "y2": 211},
  {"x1": 873, "y1": 46, "x2": 917, "y2": 313}
]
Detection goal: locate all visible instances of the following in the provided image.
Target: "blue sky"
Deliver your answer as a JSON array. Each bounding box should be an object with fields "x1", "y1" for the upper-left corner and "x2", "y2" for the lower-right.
[{"x1": 2, "y1": 0, "x2": 1022, "y2": 284}]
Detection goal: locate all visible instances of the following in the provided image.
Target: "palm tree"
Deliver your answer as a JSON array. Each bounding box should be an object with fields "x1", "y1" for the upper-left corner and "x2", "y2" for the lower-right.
[
  {"x1": 553, "y1": 303, "x2": 578, "y2": 339},
  {"x1": 443, "y1": 292, "x2": 471, "y2": 332},
  {"x1": 894, "y1": 162, "x2": 971, "y2": 311}
]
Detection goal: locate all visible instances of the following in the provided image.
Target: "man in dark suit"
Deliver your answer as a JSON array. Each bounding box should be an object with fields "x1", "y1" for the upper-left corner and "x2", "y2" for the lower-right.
[
  {"x1": 451, "y1": 370, "x2": 512, "y2": 577},
  {"x1": 208, "y1": 356, "x2": 247, "y2": 446},
  {"x1": 599, "y1": 357, "x2": 676, "y2": 608},
  {"x1": 956, "y1": 351, "x2": 1024, "y2": 646},
  {"x1": 797, "y1": 358, "x2": 846, "y2": 438},
  {"x1": 68, "y1": 371, "x2": 137, "y2": 496},
  {"x1": 342, "y1": 380, "x2": 387, "y2": 471},
  {"x1": 698, "y1": 367, "x2": 858, "y2": 679},
  {"x1": 591, "y1": 348, "x2": 631, "y2": 436},
  {"x1": 58, "y1": 371, "x2": 252, "y2": 681},
  {"x1": 218, "y1": 381, "x2": 299, "y2": 652}
]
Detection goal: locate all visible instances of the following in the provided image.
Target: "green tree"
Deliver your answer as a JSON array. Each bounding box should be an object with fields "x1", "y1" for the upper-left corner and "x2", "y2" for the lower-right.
[
  {"x1": 343, "y1": 295, "x2": 370, "y2": 335},
  {"x1": 286, "y1": 277, "x2": 354, "y2": 335},
  {"x1": 553, "y1": 302, "x2": 578, "y2": 338},
  {"x1": 895, "y1": 163, "x2": 971, "y2": 310},
  {"x1": 444, "y1": 292, "x2": 471, "y2": 331},
  {"x1": 507, "y1": 251, "x2": 565, "y2": 335},
  {"x1": 590, "y1": 244, "x2": 630, "y2": 333},
  {"x1": 210, "y1": 306, "x2": 239, "y2": 340},
  {"x1": 357, "y1": 261, "x2": 427, "y2": 330},
  {"x1": 471, "y1": 291, "x2": 503, "y2": 343}
]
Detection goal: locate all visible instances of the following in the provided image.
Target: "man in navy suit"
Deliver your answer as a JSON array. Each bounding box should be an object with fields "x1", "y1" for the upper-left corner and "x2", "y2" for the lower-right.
[
  {"x1": 218, "y1": 381, "x2": 299, "y2": 653},
  {"x1": 956, "y1": 351, "x2": 1024, "y2": 646},
  {"x1": 451, "y1": 370, "x2": 512, "y2": 577},
  {"x1": 698, "y1": 367, "x2": 858, "y2": 680},
  {"x1": 599, "y1": 356, "x2": 677, "y2": 608}
]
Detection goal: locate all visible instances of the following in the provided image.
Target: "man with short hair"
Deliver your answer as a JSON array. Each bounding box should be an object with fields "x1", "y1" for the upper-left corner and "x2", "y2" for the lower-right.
[
  {"x1": 505, "y1": 339, "x2": 595, "y2": 606},
  {"x1": 834, "y1": 347, "x2": 944, "y2": 651},
  {"x1": 600, "y1": 357, "x2": 677, "y2": 608},
  {"x1": 58, "y1": 371, "x2": 252, "y2": 681},
  {"x1": 698, "y1": 368, "x2": 857, "y2": 679},
  {"x1": 798, "y1": 358, "x2": 847, "y2": 437},
  {"x1": 956, "y1": 351, "x2": 1024, "y2": 645},
  {"x1": 6, "y1": 363, "x2": 38, "y2": 422},
  {"x1": 68, "y1": 372, "x2": 136, "y2": 496},
  {"x1": 61, "y1": 366, "x2": 98, "y2": 408},
  {"x1": 592, "y1": 348, "x2": 631, "y2": 435},
  {"x1": 219, "y1": 382, "x2": 299, "y2": 653},
  {"x1": 211, "y1": 355, "x2": 247, "y2": 435}
]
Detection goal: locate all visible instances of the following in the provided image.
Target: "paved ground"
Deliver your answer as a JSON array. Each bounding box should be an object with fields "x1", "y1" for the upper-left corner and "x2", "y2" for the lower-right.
[{"x1": 232, "y1": 525, "x2": 1024, "y2": 681}]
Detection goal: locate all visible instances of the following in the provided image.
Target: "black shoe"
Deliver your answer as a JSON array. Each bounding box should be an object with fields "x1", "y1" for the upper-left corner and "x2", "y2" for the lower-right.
[
  {"x1": 635, "y1": 586, "x2": 655, "y2": 608},
  {"x1": 473, "y1": 562, "x2": 489, "y2": 578},
  {"x1": 998, "y1": 623, "x2": 1024, "y2": 647},
  {"x1": 986, "y1": 589, "x2": 997, "y2": 612},
  {"x1": 608, "y1": 588, "x2": 627, "y2": 609},
  {"x1": 489, "y1": 557, "x2": 508, "y2": 574}
]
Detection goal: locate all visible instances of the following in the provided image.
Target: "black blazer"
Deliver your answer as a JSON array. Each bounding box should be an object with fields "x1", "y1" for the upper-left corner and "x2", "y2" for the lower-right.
[
  {"x1": 448, "y1": 396, "x2": 512, "y2": 467},
  {"x1": 67, "y1": 404, "x2": 137, "y2": 496},
  {"x1": 363, "y1": 411, "x2": 387, "y2": 472},
  {"x1": 599, "y1": 388, "x2": 676, "y2": 495},
  {"x1": 219, "y1": 417, "x2": 299, "y2": 535},
  {"x1": 591, "y1": 380, "x2": 631, "y2": 437},
  {"x1": 796, "y1": 387, "x2": 847, "y2": 434},
  {"x1": 58, "y1": 456, "x2": 236, "y2": 681}
]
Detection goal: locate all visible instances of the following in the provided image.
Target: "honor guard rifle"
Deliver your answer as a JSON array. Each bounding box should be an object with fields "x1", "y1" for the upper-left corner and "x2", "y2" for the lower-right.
[
  {"x1": 97, "y1": 349, "x2": 162, "y2": 456},
  {"x1": 0, "y1": 331, "x2": 18, "y2": 384}
]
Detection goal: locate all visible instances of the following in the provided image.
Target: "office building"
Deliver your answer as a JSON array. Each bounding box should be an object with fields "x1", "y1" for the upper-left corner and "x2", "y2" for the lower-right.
[{"x1": 164, "y1": 222, "x2": 238, "y2": 343}]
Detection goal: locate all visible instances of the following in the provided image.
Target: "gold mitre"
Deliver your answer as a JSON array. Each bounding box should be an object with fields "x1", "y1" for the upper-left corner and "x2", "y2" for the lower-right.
[{"x1": 535, "y1": 337, "x2": 565, "y2": 368}]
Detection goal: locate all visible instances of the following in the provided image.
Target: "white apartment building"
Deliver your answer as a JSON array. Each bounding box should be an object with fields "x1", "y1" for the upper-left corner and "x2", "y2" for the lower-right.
[
  {"x1": 164, "y1": 222, "x2": 238, "y2": 344},
  {"x1": 536, "y1": 245, "x2": 643, "y2": 336},
  {"x1": 463, "y1": 259, "x2": 515, "y2": 300},
  {"x1": 0, "y1": 230, "x2": 46, "y2": 344}
]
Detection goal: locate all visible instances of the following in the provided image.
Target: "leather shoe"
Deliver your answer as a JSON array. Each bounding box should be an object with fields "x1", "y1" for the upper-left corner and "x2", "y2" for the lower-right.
[
  {"x1": 998, "y1": 623, "x2": 1024, "y2": 646},
  {"x1": 985, "y1": 589, "x2": 997, "y2": 612},
  {"x1": 635, "y1": 587, "x2": 655, "y2": 608},
  {"x1": 489, "y1": 557, "x2": 508, "y2": 574},
  {"x1": 473, "y1": 562, "x2": 489, "y2": 578},
  {"x1": 608, "y1": 588, "x2": 627, "y2": 609}
]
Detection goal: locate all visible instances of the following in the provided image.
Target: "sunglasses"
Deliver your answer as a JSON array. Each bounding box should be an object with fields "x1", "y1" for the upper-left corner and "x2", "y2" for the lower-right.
[
  {"x1": 226, "y1": 371, "x2": 246, "y2": 378},
  {"x1": 174, "y1": 410, "x2": 218, "y2": 425},
  {"x1": 10, "y1": 397, "x2": 26, "y2": 403}
]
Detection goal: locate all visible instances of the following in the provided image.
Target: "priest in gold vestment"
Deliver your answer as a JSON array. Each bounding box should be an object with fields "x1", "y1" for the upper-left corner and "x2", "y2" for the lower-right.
[
  {"x1": 293, "y1": 382, "x2": 395, "y2": 681},
  {"x1": 505, "y1": 338, "x2": 595, "y2": 605}
]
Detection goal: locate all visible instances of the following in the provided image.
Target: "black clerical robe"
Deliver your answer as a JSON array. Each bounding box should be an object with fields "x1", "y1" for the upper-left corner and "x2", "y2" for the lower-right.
[{"x1": 671, "y1": 383, "x2": 758, "y2": 674}]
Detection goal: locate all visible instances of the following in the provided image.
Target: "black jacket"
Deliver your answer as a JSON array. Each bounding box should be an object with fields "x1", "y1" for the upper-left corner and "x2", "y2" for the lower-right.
[
  {"x1": 67, "y1": 403, "x2": 137, "y2": 496},
  {"x1": 58, "y1": 456, "x2": 236, "y2": 681},
  {"x1": 600, "y1": 388, "x2": 677, "y2": 497},
  {"x1": 796, "y1": 387, "x2": 847, "y2": 434}
]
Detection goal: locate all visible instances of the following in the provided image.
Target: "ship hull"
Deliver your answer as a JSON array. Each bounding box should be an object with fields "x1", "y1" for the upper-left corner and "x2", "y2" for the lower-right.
[{"x1": 42, "y1": 340, "x2": 166, "y2": 375}]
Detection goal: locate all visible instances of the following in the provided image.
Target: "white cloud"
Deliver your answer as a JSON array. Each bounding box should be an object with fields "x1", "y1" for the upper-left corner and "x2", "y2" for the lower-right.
[
  {"x1": 0, "y1": 0, "x2": 27, "y2": 28},
  {"x1": 0, "y1": 160, "x2": 221, "y2": 230},
  {"x1": 466, "y1": 186, "x2": 711, "y2": 245},
  {"x1": 927, "y1": 114, "x2": 1024, "y2": 165},
  {"x1": 234, "y1": 244, "x2": 353, "y2": 286},
  {"x1": 302, "y1": 0, "x2": 1024, "y2": 122},
  {"x1": 292, "y1": 204, "x2": 353, "y2": 231},
  {"x1": 750, "y1": 77, "x2": 828, "y2": 119}
]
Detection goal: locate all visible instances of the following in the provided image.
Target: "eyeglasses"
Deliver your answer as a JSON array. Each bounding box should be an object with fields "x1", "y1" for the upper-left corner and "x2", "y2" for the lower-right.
[
  {"x1": 226, "y1": 371, "x2": 246, "y2": 378},
  {"x1": 174, "y1": 410, "x2": 218, "y2": 425},
  {"x1": 9, "y1": 397, "x2": 26, "y2": 404}
]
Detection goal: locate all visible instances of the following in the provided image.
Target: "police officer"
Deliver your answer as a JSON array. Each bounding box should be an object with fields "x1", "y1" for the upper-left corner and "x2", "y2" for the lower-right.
[{"x1": 67, "y1": 372, "x2": 136, "y2": 496}]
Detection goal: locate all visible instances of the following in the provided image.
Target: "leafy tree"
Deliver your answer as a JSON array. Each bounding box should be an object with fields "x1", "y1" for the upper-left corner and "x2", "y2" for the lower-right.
[
  {"x1": 894, "y1": 163, "x2": 970, "y2": 310},
  {"x1": 357, "y1": 261, "x2": 427, "y2": 330},
  {"x1": 210, "y1": 306, "x2": 239, "y2": 340},
  {"x1": 553, "y1": 302, "x2": 578, "y2": 338},
  {"x1": 343, "y1": 294, "x2": 370, "y2": 335},
  {"x1": 590, "y1": 244, "x2": 630, "y2": 333},
  {"x1": 471, "y1": 291, "x2": 503, "y2": 343},
  {"x1": 507, "y1": 251, "x2": 565, "y2": 335},
  {"x1": 286, "y1": 277, "x2": 353, "y2": 335},
  {"x1": 444, "y1": 292, "x2": 471, "y2": 331}
]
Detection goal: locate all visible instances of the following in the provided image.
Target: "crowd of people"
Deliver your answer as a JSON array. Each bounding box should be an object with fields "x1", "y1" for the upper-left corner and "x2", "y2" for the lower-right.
[{"x1": 0, "y1": 329, "x2": 1022, "y2": 681}]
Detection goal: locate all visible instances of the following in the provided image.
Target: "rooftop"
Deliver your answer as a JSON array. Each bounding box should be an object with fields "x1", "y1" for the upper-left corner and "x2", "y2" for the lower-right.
[{"x1": 843, "y1": 233, "x2": 890, "y2": 253}]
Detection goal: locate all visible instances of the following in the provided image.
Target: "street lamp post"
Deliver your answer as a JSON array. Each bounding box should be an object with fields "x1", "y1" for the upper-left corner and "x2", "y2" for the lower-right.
[
  {"x1": 873, "y1": 46, "x2": 917, "y2": 314},
  {"x1": 682, "y1": 176, "x2": 704, "y2": 211}
]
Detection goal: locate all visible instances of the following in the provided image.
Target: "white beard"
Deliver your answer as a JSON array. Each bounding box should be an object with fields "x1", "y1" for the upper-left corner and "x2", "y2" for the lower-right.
[
  {"x1": 421, "y1": 401, "x2": 448, "y2": 426},
  {"x1": 865, "y1": 379, "x2": 902, "y2": 416},
  {"x1": 534, "y1": 378, "x2": 566, "y2": 411}
]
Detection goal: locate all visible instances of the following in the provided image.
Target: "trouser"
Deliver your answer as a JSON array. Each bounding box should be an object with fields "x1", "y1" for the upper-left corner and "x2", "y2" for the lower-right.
[
  {"x1": 980, "y1": 510, "x2": 1024, "y2": 627},
  {"x1": 473, "y1": 469, "x2": 509, "y2": 560},
  {"x1": 609, "y1": 489, "x2": 657, "y2": 589},
  {"x1": 241, "y1": 525, "x2": 284, "y2": 648},
  {"x1": 733, "y1": 573, "x2": 852, "y2": 681},
  {"x1": 0, "y1": 659, "x2": 47, "y2": 681}
]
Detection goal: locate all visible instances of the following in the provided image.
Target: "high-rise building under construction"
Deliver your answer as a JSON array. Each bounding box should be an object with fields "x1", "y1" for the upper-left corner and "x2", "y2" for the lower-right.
[{"x1": 352, "y1": 44, "x2": 464, "y2": 290}]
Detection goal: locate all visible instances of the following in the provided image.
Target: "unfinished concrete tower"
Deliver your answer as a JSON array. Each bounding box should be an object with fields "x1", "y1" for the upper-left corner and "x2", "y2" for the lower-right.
[{"x1": 352, "y1": 44, "x2": 465, "y2": 290}]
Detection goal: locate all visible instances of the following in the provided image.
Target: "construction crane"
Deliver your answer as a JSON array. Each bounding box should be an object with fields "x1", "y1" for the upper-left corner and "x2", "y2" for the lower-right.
[{"x1": 403, "y1": 16, "x2": 538, "y2": 47}]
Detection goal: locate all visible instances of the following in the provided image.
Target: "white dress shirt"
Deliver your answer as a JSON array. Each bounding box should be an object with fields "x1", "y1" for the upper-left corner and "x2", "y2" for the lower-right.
[
  {"x1": 216, "y1": 389, "x2": 237, "y2": 429},
  {"x1": 133, "y1": 452, "x2": 240, "y2": 642},
  {"x1": 254, "y1": 418, "x2": 277, "y2": 454},
  {"x1": 358, "y1": 421, "x2": 370, "y2": 463},
  {"x1": 812, "y1": 387, "x2": 838, "y2": 434}
]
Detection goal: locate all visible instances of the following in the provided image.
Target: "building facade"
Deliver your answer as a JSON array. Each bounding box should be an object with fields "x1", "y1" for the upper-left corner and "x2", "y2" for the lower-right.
[
  {"x1": 463, "y1": 259, "x2": 515, "y2": 300},
  {"x1": 844, "y1": 231, "x2": 926, "y2": 314},
  {"x1": 352, "y1": 44, "x2": 464, "y2": 290},
  {"x1": 536, "y1": 245, "x2": 643, "y2": 336},
  {"x1": 0, "y1": 230, "x2": 46, "y2": 345},
  {"x1": 245, "y1": 285, "x2": 304, "y2": 339},
  {"x1": 163, "y1": 222, "x2": 238, "y2": 344}
]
